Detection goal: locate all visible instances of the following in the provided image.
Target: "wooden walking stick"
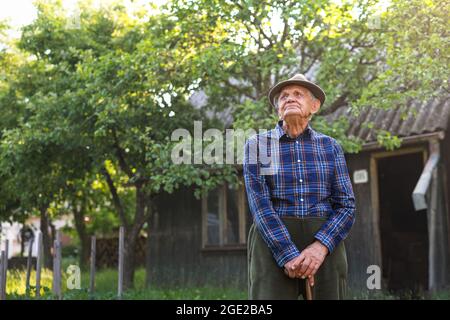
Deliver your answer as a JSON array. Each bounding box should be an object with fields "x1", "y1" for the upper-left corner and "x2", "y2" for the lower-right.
[
  {"x1": 305, "y1": 278, "x2": 313, "y2": 300},
  {"x1": 284, "y1": 267, "x2": 314, "y2": 300}
]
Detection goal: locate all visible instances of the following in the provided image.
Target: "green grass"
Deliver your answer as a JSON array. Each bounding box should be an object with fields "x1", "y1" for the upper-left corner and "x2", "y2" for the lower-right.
[
  {"x1": 5, "y1": 267, "x2": 247, "y2": 300},
  {"x1": 347, "y1": 288, "x2": 450, "y2": 300},
  {"x1": 6, "y1": 268, "x2": 54, "y2": 298},
  {"x1": 5, "y1": 266, "x2": 449, "y2": 300}
]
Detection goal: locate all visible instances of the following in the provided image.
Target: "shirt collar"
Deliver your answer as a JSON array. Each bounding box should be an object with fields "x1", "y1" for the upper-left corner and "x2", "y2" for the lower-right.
[{"x1": 274, "y1": 120, "x2": 315, "y2": 141}]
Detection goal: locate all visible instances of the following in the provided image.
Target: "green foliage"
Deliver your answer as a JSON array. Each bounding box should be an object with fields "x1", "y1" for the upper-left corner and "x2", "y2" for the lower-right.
[
  {"x1": 376, "y1": 130, "x2": 403, "y2": 151},
  {"x1": 165, "y1": 0, "x2": 388, "y2": 151},
  {"x1": 312, "y1": 116, "x2": 364, "y2": 153},
  {"x1": 6, "y1": 268, "x2": 54, "y2": 297},
  {"x1": 0, "y1": 0, "x2": 447, "y2": 291},
  {"x1": 1, "y1": 0, "x2": 241, "y2": 287},
  {"x1": 0, "y1": 0, "x2": 231, "y2": 221},
  {"x1": 164, "y1": 0, "x2": 447, "y2": 152},
  {"x1": 1, "y1": 0, "x2": 445, "y2": 223},
  {"x1": 233, "y1": 100, "x2": 278, "y2": 132},
  {"x1": 356, "y1": 0, "x2": 449, "y2": 111}
]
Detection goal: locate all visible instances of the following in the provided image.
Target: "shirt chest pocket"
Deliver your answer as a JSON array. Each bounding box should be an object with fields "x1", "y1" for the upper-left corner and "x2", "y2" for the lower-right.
[{"x1": 305, "y1": 156, "x2": 334, "y2": 187}]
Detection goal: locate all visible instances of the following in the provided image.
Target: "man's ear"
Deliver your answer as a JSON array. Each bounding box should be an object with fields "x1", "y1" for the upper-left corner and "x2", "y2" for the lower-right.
[{"x1": 311, "y1": 99, "x2": 320, "y2": 115}]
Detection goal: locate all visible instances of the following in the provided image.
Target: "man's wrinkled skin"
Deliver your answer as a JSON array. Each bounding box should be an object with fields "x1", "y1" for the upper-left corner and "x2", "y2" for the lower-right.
[{"x1": 277, "y1": 84, "x2": 328, "y2": 287}]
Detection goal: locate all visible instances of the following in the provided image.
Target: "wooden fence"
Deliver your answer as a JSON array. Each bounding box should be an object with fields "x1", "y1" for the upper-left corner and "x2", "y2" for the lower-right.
[
  {"x1": 96, "y1": 236, "x2": 146, "y2": 269},
  {"x1": 0, "y1": 226, "x2": 139, "y2": 300}
]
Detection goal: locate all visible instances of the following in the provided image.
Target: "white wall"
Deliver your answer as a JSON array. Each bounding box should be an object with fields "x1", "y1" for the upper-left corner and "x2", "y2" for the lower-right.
[{"x1": 0, "y1": 215, "x2": 73, "y2": 258}]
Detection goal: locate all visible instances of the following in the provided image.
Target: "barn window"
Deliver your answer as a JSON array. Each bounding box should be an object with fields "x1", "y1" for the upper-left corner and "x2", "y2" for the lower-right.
[{"x1": 201, "y1": 182, "x2": 248, "y2": 249}]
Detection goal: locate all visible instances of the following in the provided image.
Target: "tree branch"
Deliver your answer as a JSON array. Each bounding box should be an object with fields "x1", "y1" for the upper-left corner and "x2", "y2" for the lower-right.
[
  {"x1": 226, "y1": 79, "x2": 256, "y2": 100},
  {"x1": 111, "y1": 128, "x2": 133, "y2": 178},
  {"x1": 257, "y1": 23, "x2": 274, "y2": 48},
  {"x1": 102, "y1": 166, "x2": 129, "y2": 228},
  {"x1": 303, "y1": 48, "x2": 323, "y2": 74},
  {"x1": 241, "y1": 22, "x2": 260, "y2": 46},
  {"x1": 130, "y1": 188, "x2": 147, "y2": 239},
  {"x1": 319, "y1": 92, "x2": 349, "y2": 116},
  {"x1": 279, "y1": 15, "x2": 289, "y2": 46},
  {"x1": 249, "y1": 5, "x2": 274, "y2": 50}
]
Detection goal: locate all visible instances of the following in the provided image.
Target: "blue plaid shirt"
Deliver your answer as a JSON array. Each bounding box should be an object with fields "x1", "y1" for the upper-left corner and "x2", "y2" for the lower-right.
[{"x1": 243, "y1": 120, "x2": 355, "y2": 267}]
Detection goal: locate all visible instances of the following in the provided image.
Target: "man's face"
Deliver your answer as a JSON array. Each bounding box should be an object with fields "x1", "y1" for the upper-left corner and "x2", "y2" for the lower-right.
[{"x1": 277, "y1": 85, "x2": 320, "y2": 120}]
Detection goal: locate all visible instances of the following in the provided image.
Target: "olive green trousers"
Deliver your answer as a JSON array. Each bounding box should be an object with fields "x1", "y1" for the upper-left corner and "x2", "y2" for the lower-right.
[{"x1": 248, "y1": 217, "x2": 348, "y2": 300}]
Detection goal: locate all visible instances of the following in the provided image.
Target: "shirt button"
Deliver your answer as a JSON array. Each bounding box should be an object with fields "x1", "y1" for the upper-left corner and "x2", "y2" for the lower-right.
[
  {"x1": 297, "y1": 160, "x2": 301, "y2": 163},
  {"x1": 296, "y1": 141, "x2": 299, "y2": 144},
  {"x1": 299, "y1": 179, "x2": 303, "y2": 182},
  {"x1": 300, "y1": 198, "x2": 304, "y2": 202}
]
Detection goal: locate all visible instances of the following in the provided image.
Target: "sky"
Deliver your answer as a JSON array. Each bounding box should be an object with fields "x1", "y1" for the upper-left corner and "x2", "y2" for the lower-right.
[
  {"x1": 0, "y1": 0, "x2": 39, "y2": 29},
  {"x1": 0, "y1": 0, "x2": 166, "y2": 38}
]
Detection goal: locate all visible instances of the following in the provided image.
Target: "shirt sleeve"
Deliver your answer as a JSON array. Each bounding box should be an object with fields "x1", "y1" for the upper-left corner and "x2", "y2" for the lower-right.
[
  {"x1": 314, "y1": 139, "x2": 356, "y2": 253},
  {"x1": 243, "y1": 136, "x2": 300, "y2": 267}
]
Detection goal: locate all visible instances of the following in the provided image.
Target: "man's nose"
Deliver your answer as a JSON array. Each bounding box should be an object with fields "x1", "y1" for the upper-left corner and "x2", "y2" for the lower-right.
[{"x1": 286, "y1": 97, "x2": 296, "y2": 103}]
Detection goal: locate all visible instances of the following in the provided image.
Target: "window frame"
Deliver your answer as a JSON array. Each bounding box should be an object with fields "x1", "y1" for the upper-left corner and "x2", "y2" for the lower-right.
[{"x1": 201, "y1": 182, "x2": 248, "y2": 251}]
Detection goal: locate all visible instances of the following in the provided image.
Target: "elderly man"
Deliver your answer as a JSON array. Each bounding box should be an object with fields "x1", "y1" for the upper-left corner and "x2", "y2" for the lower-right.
[{"x1": 243, "y1": 74, "x2": 355, "y2": 300}]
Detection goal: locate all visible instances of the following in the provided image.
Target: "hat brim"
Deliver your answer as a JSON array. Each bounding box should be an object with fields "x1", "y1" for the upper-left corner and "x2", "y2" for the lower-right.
[{"x1": 268, "y1": 79, "x2": 326, "y2": 108}]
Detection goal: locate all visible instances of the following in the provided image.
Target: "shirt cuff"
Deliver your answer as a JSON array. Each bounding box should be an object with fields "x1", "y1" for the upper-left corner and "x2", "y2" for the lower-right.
[
  {"x1": 274, "y1": 244, "x2": 301, "y2": 267},
  {"x1": 314, "y1": 231, "x2": 336, "y2": 254}
]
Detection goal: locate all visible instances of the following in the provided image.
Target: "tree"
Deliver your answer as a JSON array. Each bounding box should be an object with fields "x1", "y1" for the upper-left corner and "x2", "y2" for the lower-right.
[
  {"x1": 162, "y1": 0, "x2": 385, "y2": 150},
  {"x1": 3, "y1": 0, "x2": 235, "y2": 289},
  {"x1": 356, "y1": 0, "x2": 449, "y2": 111},
  {"x1": 1, "y1": 0, "x2": 446, "y2": 290},
  {"x1": 164, "y1": 0, "x2": 448, "y2": 151},
  {"x1": 73, "y1": 35, "x2": 236, "y2": 288},
  {"x1": 0, "y1": 0, "x2": 113, "y2": 268},
  {"x1": 0, "y1": 21, "x2": 26, "y2": 226}
]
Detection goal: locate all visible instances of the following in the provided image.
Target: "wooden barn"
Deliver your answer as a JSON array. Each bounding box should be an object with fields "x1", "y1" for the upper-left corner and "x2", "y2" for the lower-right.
[
  {"x1": 327, "y1": 98, "x2": 450, "y2": 294},
  {"x1": 146, "y1": 98, "x2": 450, "y2": 295}
]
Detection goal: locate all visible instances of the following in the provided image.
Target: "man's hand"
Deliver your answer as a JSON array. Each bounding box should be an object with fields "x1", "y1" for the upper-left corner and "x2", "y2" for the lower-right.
[
  {"x1": 283, "y1": 241, "x2": 328, "y2": 285},
  {"x1": 297, "y1": 241, "x2": 328, "y2": 279},
  {"x1": 283, "y1": 255, "x2": 304, "y2": 279}
]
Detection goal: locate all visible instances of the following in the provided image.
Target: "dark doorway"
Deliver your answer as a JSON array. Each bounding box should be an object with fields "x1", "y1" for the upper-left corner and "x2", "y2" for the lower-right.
[{"x1": 377, "y1": 151, "x2": 428, "y2": 295}]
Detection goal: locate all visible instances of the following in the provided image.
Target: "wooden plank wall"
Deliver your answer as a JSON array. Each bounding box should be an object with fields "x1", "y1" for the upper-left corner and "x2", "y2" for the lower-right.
[
  {"x1": 344, "y1": 152, "x2": 381, "y2": 290},
  {"x1": 436, "y1": 134, "x2": 450, "y2": 287},
  {"x1": 146, "y1": 187, "x2": 247, "y2": 289}
]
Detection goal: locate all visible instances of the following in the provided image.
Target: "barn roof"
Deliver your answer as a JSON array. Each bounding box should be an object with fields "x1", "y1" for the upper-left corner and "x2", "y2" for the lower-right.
[{"x1": 323, "y1": 97, "x2": 450, "y2": 143}]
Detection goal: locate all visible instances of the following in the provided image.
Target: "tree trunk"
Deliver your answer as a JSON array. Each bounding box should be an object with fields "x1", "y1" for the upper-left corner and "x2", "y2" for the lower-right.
[
  {"x1": 145, "y1": 201, "x2": 157, "y2": 288},
  {"x1": 39, "y1": 206, "x2": 53, "y2": 270},
  {"x1": 121, "y1": 189, "x2": 149, "y2": 290},
  {"x1": 103, "y1": 165, "x2": 150, "y2": 291},
  {"x1": 122, "y1": 235, "x2": 137, "y2": 290},
  {"x1": 73, "y1": 204, "x2": 90, "y2": 269},
  {"x1": 20, "y1": 235, "x2": 25, "y2": 257}
]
